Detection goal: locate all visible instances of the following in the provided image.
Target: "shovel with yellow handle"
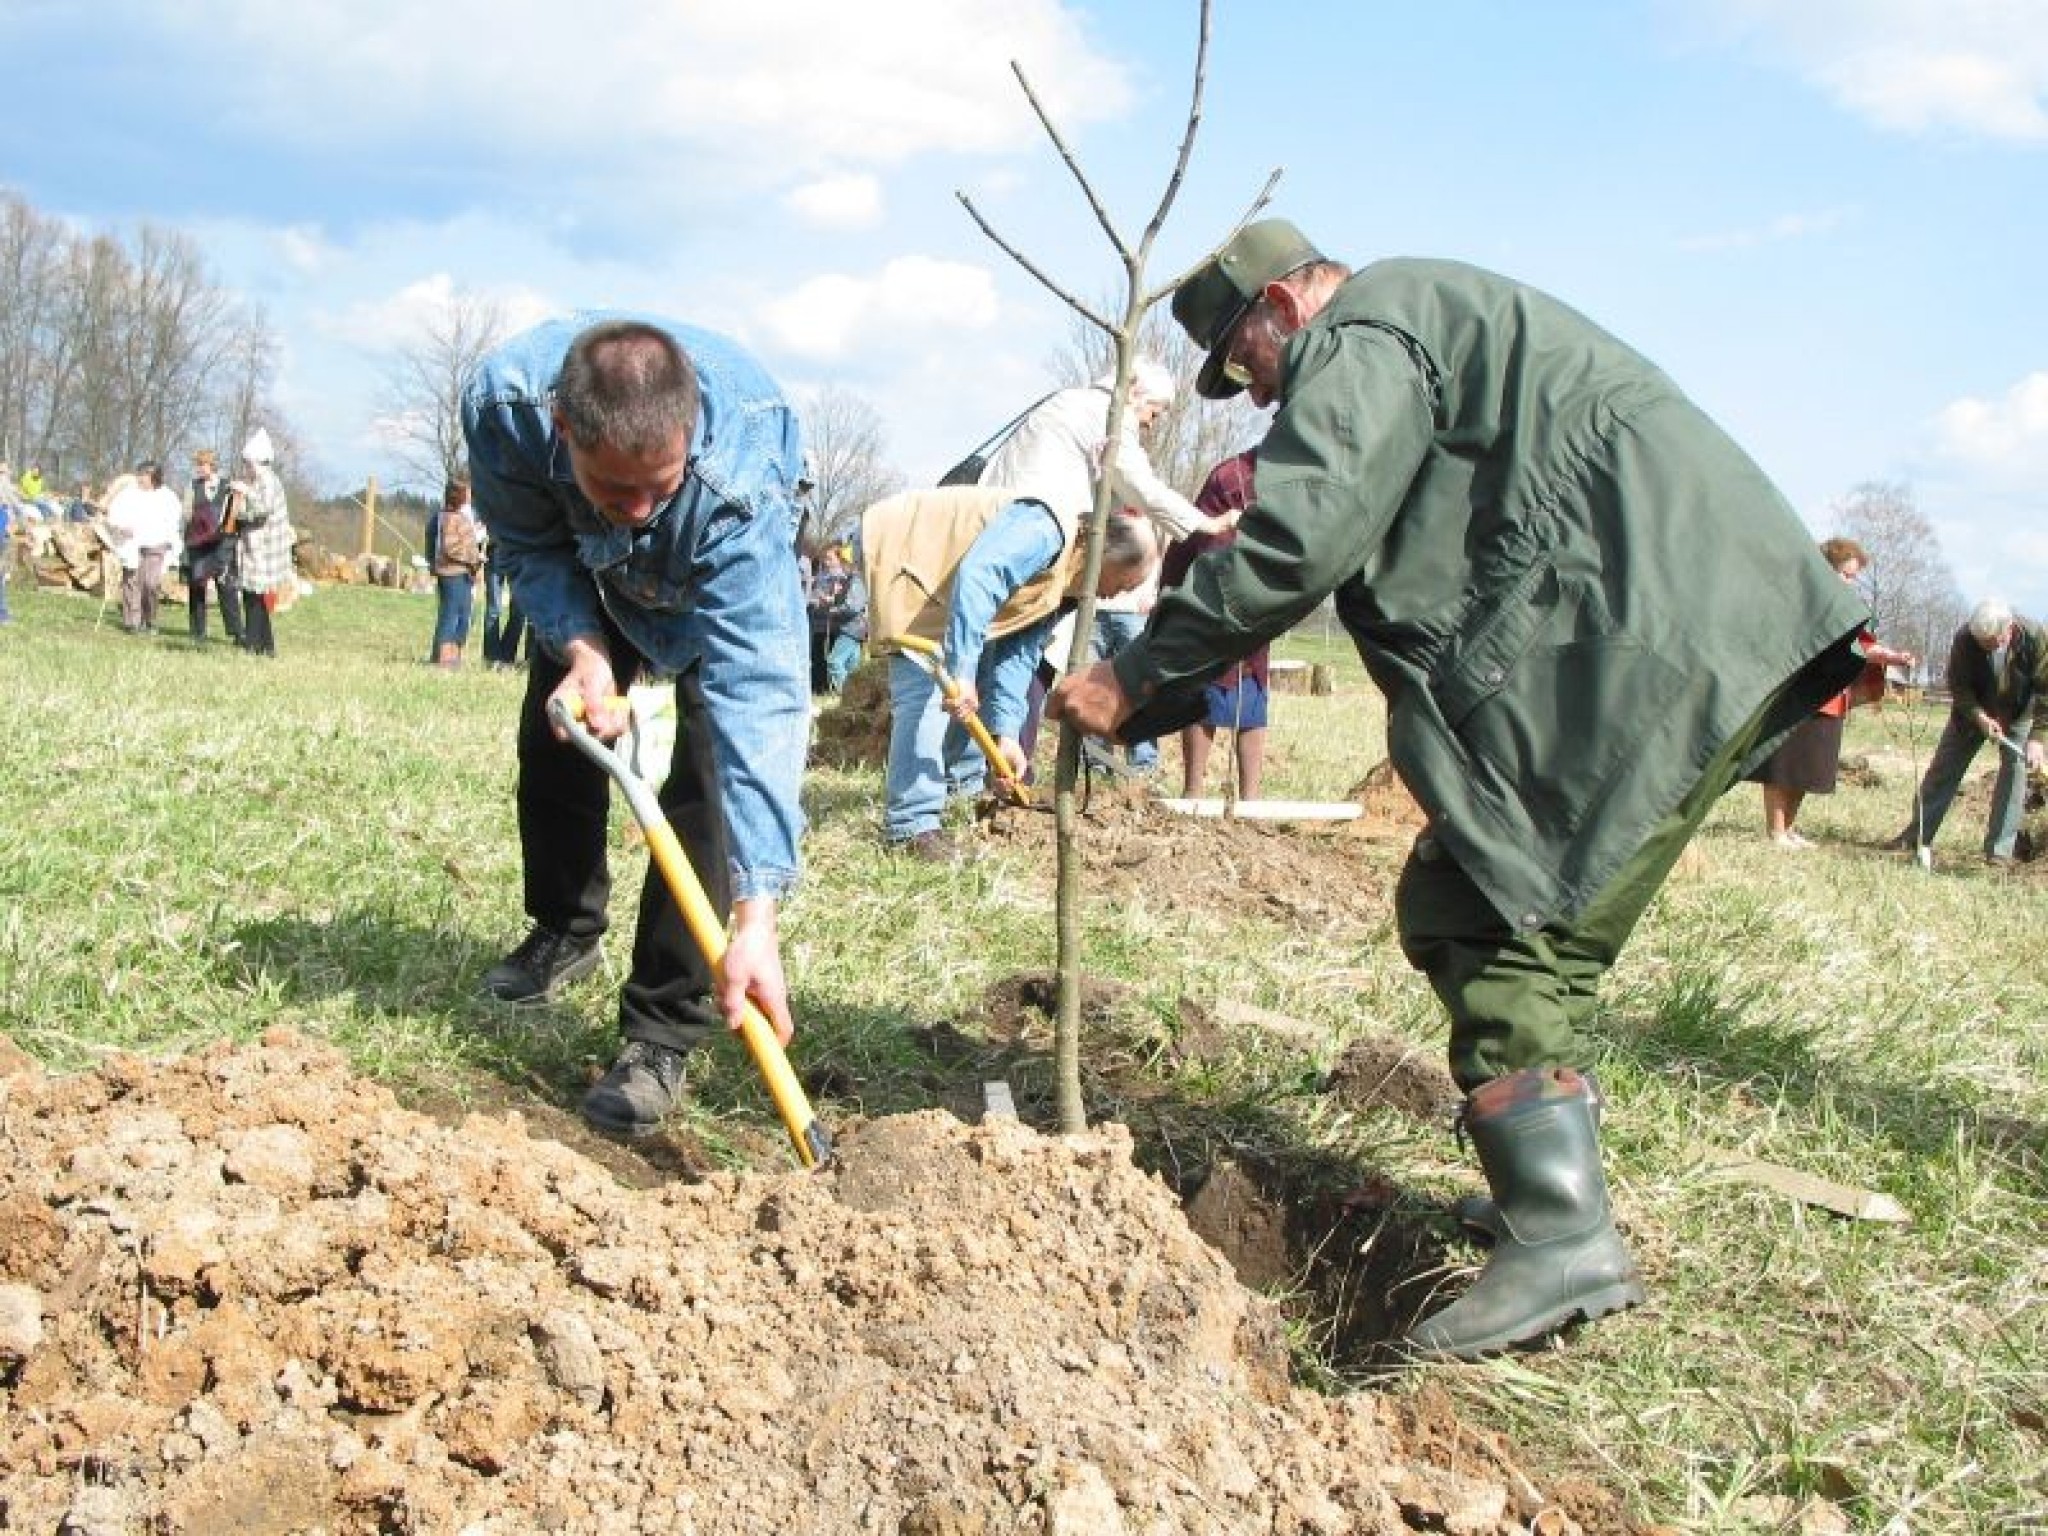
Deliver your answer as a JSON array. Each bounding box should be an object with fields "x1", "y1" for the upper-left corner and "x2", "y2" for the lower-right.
[
  {"x1": 549, "y1": 695, "x2": 832, "y2": 1170},
  {"x1": 890, "y1": 633, "x2": 1036, "y2": 808}
]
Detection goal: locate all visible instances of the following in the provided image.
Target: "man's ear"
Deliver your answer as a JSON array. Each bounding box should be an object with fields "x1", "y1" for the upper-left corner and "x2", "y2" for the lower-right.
[
  {"x1": 549, "y1": 403, "x2": 574, "y2": 444},
  {"x1": 1265, "y1": 280, "x2": 1307, "y2": 331}
]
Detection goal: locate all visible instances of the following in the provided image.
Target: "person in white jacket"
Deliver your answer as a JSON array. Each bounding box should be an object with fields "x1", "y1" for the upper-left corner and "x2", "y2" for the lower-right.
[
  {"x1": 981, "y1": 358, "x2": 1238, "y2": 777},
  {"x1": 105, "y1": 460, "x2": 184, "y2": 634}
]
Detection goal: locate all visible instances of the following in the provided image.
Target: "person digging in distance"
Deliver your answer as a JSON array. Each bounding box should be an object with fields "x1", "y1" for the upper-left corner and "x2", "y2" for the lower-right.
[
  {"x1": 860, "y1": 485, "x2": 1159, "y2": 862},
  {"x1": 463, "y1": 315, "x2": 809, "y2": 1140},
  {"x1": 1047, "y1": 218, "x2": 1873, "y2": 1362},
  {"x1": 1883, "y1": 598, "x2": 2048, "y2": 867}
]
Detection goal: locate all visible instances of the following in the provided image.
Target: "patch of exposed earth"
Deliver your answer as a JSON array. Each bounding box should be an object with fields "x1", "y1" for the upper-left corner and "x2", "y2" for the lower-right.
[
  {"x1": 0, "y1": 1030, "x2": 1633, "y2": 1535},
  {"x1": 977, "y1": 759, "x2": 1423, "y2": 936}
]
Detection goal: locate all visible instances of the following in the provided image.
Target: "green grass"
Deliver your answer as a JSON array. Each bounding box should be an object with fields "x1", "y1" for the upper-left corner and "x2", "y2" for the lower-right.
[{"x1": 2, "y1": 580, "x2": 2043, "y2": 1532}]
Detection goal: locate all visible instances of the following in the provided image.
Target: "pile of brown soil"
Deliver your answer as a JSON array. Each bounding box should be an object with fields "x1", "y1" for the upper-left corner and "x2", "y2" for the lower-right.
[
  {"x1": 0, "y1": 1031, "x2": 1603, "y2": 1535},
  {"x1": 981, "y1": 783, "x2": 1398, "y2": 934}
]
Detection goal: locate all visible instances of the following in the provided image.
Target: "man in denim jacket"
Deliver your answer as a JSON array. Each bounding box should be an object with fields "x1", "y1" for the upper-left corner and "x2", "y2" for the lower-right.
[{"x1": 463, "y1": 315, "x2": 809, "y2": 1138}]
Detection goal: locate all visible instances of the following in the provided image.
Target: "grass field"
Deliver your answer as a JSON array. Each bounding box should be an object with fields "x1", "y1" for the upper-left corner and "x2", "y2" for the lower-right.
[{"x1": 2, "y1": 578, "x2": 2043, "y2": 1533}]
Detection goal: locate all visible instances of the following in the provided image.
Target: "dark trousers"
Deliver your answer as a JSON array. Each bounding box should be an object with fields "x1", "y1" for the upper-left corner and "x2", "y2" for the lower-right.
[
  {"x1": 1397, "y1": 669, "x2": 1822, "y2": 1089},
  {"x1": 187, "y1": 542, "x2": 242, "y2": 642},
  {"x1": 517, "y1": 628, "x2": 729, "y2": 1052},
  {"x1": 482, "y1": 562, "x2": 526, "y2": 665},
  {"x1": 240, "y1": 591, "x2": 276, "y2": 655}
]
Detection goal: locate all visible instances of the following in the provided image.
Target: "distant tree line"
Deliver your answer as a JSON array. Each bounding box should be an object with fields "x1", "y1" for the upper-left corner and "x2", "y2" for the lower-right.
[{"x1": 0, "y1": 187, "x2": 296, "y2": 496}]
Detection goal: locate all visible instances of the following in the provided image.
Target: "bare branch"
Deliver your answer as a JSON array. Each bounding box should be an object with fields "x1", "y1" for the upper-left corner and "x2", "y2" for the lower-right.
[
  {"x1": 1139, "y1": 0, "x2": 1214, "y2": 256},
  {"x1": 1143, "y1": 168, "x2": 1283, "y2": 307},
  {"x1": 954, "y1": 192, "x2": 1117, "y2": 334},
  {"x1": 1010, "y1": 62, "x2": 1134, "y2": 271}
]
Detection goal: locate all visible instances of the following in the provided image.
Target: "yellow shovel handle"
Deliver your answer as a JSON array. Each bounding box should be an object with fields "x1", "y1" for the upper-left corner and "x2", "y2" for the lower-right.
[
  {"x1": 892, "y1": 634, "x2": 1027, "y2": 798},
  {"x1": 551, "y1": 695, "x2": 831, "y2": 1168}
]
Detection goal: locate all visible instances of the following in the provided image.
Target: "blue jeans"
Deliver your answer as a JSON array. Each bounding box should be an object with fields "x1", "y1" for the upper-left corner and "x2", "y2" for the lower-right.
[
  {"x1": 431, "y1": 573, "x2": 475, "y2": 653},
  {"x1": 1089, "y1": 610, "x2": 1158, "y2": 770},
  {"x1": 826, "y1": 633, "x2": 864, "y2": 691},
  {"x1": 885, "y1": 652, "x2": 993, "y2": 842},
  {"x1": 1901, "y1": 710, "x2": 2032, "y2": 858}
]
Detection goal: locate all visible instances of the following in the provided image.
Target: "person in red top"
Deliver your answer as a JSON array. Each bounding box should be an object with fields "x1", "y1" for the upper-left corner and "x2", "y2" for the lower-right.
[
  {"x1": 1748, "y1": 537, "x2": 1916, "y2": 848},
  {"x1": 1160, "y1": 448, "x2": 1271, "y2": 800}
]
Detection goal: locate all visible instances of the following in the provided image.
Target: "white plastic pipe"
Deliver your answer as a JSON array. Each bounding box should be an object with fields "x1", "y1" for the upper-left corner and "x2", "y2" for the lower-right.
[{"x1": 1155, "y1": 798, "x2": 1362, "y2": 821}]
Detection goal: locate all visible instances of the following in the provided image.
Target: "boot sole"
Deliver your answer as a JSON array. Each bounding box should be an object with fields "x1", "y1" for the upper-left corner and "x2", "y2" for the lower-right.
[
  {"x1": 1402, "y1": 1279, "x2": 1646, "y2": 1363},
  {"x1": 580, "y1": 1108, "x2": 666, "y2": 1141}
]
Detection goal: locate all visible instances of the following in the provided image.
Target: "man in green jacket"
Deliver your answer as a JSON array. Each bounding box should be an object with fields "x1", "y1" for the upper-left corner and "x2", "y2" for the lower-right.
[{"x1": 1049, "y1": 220, "x2": 1872, "y2": 1361}]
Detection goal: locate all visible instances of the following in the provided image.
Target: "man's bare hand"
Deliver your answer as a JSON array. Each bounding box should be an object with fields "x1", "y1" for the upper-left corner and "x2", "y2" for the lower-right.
[
  {"x1": 553, "y1": 634, "x2": 628, "y2": 740},
  {"x1": 723, "y1": 898, "x2": 793, "y2": 1046},
  {"x1": 942, "y1": 680, "x2": 982, "y2": 724},
  {"x1": 1046, "y1": 660, "x2": 1131, "y2": 737}
]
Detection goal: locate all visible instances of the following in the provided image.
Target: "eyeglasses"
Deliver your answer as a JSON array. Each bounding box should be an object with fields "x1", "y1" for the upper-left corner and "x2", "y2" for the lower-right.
[{"x1": 1218, "y1": 301, "x2": 1267, "y2": 389}]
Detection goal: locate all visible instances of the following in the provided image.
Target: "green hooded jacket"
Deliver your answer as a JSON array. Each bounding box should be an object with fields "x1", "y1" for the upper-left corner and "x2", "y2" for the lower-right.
[{"x1": 1118, "y1": 258, "x2": 1869, "y2": 930}]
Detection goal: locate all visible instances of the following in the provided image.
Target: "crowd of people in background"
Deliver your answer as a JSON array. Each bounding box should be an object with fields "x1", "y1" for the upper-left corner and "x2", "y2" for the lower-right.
[{"x1": 1, "y1": 431, "x2": 295, "y2": 653}]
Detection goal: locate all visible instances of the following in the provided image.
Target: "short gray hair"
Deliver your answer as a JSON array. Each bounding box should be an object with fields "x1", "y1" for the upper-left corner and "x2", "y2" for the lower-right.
[
  {"x1": 1969, "y1": 598, "x2": 2015, "y2": 643},
  {"x1": 555, "y1": 321, "x2": 699, "y2": 457}
]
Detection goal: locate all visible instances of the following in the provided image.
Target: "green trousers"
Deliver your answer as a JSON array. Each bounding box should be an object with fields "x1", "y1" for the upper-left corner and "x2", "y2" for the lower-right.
[{"x1": 1398, "y1": 679, "x2": 1815, "y2": 1090}]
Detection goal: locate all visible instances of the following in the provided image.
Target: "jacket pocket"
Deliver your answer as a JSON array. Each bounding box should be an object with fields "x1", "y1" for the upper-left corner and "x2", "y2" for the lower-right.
[
  {"x1": 1434, "y1": 572, "x2": 1683, "y2": 843},
  {"x1": 1433, "y1": 555, "x2": 1556, "y2": 725}
]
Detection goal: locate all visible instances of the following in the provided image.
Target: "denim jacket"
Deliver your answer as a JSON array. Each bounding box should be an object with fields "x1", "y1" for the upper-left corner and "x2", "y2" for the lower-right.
[{"x1": 462, "y1": 313, "x2": 809, "y2": 900}]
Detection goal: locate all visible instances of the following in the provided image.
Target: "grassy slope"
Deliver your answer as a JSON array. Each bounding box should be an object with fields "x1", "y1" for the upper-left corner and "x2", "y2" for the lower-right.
[{"x1": 1, "y1": 581, "x2": 2042, "y2": 1532}]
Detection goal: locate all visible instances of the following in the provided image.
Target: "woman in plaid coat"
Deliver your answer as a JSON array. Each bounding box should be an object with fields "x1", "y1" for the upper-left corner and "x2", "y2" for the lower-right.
[{"x1": 231, "y1": 428, "x2": 294, "y2": 656}]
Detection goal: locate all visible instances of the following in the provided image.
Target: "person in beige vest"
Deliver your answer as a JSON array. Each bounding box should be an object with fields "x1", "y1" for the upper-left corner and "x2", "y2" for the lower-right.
[{"x1": 861, "y1": 484, "x2": 1158, "y2": 861}]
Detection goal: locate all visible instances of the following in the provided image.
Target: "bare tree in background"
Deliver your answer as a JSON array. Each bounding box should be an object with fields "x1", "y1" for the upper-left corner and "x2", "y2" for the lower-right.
[
  {"x1": 959, "y1": 0, "x2": 1274, "y2": 1131},
  {"x1": 1832, "y1": 480, "x2": 1967, "y2": 681},
  {"x1": 376, "y1": 291, "x2": 510, "y2": 490},
  {"x1": 0, "y1": 188, "x2": 287, "y2": 489},
  {"x1": 799, "y1": 383, "x2": 904, "y2": 547}
]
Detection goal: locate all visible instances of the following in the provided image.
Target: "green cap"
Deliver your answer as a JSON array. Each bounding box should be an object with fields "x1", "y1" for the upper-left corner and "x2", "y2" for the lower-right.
[{"x1": 1172, "y1": 218, "x2": 1325, "y2": 398}]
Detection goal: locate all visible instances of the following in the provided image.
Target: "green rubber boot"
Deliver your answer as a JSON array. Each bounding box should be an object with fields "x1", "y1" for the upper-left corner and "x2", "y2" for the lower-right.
[
  {"x1": 1451, "y1": 1072, "x2": 1607, "y2": 1242},
  {"x1": 1405, "y1": 1066, "x2": 1644, "y2": 1360}
]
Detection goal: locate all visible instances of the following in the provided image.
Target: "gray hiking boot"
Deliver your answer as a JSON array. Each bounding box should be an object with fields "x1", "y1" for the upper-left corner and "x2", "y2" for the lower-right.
[
  {"x1": 480, "y1": 925, "x2": 601, "y2": 1004},
  {"x1": 581, "y1": 1040, "x2": 689, "y2": 1139}
]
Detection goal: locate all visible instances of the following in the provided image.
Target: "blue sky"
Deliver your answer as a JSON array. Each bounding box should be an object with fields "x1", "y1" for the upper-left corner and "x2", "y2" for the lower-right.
[{"x1": 5, "y1": 0, "x2": 2044, "y2": 613}]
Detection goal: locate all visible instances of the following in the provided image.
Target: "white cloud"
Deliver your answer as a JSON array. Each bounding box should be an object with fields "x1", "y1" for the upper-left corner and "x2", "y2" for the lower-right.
[
  {"x1": 120, "y1": 0, "x2": 1130, "y2": 184},
  {"x1": 785, "y1": 174, "x2": 884, "y2": 231},
  {"x1": 1676, "y1": 206, "x2": 1852, "y2": 252},
  {"x1": 758, "y1": 256, "x2": 1000, "y2": 360},
  {"x1": 278, "y1": 225, "x2": 338, "y2": 275},
  {"x1": 1693, "y1": 0, "x2": 2048, "y2": 141},
  {"x1": 317, "y1": 273, "x2": 554, "y2": 355},
  {"x1": 1931, "y1": 371, "x2": 2048, "y2": 479}
]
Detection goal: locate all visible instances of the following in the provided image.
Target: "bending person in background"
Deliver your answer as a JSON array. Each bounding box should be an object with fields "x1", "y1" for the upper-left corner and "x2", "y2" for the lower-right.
[
  {"x1": 980, "y1": 358, "x2": 1237, "y2": 777},
  {"x1": 230, "y1": 429, "x2": 294, "y2": 657},
  {"x1": 861, "y1": 486, "x2": 1159, "y2": 862},
  {"x1": 1161, "y1": 447, "x2": 1270, "y2": 802},
  {"x1": 1885, "y1": 598, "x2": 2047, "y2": 867}
]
